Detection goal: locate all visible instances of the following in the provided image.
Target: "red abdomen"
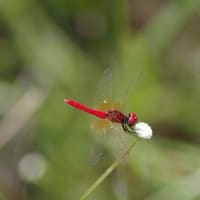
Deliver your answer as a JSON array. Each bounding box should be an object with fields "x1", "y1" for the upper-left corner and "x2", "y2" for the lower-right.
[{"x1": 107, "y1": 110, "x2": 126, "y2": 123}]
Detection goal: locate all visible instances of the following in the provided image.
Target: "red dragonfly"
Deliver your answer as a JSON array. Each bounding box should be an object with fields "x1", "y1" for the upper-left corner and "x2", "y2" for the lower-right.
[
  {"x1": 64, "y1": 68, "x2": 152, "y2": 139},
  {"x1": 64, "y1": 98, "x2": 138, "y2": 134}
]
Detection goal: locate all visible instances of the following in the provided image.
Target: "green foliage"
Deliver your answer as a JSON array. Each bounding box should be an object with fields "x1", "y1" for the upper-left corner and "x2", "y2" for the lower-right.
[{"x1": 0, "y1": 0, "x2": 200, "y2": 199}]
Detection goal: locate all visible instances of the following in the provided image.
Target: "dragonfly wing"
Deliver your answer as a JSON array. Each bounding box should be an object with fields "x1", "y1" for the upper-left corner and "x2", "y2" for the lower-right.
[
  {"x1": 115, "y1": 69, "x2": 143, "y2": 108},
  {"x1": 91, "y1": 119, "x2": 111, "y2": 133},
  {"x1": 93, "y1": 67, "x2": 114, "y2": 110},
  {"x1": 90, "y1": 119, "x2": 111, "y2": 164},
  {"x1": 108, "y1": 124, "x2": 135, "y2": 158}
]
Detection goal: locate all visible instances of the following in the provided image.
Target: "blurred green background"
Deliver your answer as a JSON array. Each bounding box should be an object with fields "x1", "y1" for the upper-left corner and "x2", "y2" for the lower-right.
[{"x1": 0, "y1": 0, "x2": 200, "y2": 199}]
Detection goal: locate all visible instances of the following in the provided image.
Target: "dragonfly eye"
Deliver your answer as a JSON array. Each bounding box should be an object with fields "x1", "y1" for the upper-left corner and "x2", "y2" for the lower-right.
[{"x1": 128, "y1": 112, "x2": 137, "y2": 126}]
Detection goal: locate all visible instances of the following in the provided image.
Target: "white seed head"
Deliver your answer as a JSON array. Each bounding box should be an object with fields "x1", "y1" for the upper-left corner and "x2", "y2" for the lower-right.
[{"x1": 134, "y1": 122, "x2": 152, "y2": 139}]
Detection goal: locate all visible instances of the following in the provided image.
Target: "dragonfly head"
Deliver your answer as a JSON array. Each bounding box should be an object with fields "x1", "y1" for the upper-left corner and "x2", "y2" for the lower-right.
[
  {"x1": 124, "y1": 113, "x2": 152, "y2": 139},
  {"x1": 127, "y1": 112, "x2": 138, "y2": 126}
]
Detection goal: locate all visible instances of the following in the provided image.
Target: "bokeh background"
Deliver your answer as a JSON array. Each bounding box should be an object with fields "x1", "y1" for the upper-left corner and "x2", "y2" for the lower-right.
[{"x1": 0, "y1": 0, "x2": 200, "y2": 199}]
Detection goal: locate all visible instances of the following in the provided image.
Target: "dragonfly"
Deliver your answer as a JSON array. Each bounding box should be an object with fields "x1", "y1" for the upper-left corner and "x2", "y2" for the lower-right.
[{"x1": 64, "y1": 97, "x2": 152, "y2": 139}]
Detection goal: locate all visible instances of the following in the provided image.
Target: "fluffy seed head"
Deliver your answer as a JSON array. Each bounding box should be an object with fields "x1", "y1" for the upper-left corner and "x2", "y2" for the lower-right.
[{"x1": 134, "y1": 122, "x2": 152, "y2": 139}]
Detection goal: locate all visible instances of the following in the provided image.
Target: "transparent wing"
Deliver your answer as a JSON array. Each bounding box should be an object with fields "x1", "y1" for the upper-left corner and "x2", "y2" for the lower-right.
[
  {"x1": 93, "y1": 67, "x2": 113, "y2": 110},
  {"x1": 89, "y1": 67, "x2": 139, "y2": 162},
  {"x1": 105, "y1": 124, "x2": 134, "y2": 158},
  {"x1": 90, "y1": 67, "x2": 115, "y2": 164},
  {"x1": 91, "y1": 119, "x2": 111, "y2": 133},
  {"x1": 115, "y1": 69, "x2": 143, "y2": 108},
  {"x1": 89, "y1": 119, "x2": 111, "y2": 165}
]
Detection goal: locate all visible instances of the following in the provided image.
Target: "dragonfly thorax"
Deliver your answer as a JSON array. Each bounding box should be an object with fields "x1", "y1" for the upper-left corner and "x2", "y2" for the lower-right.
[{"x1": 106, "y1": 110, "x2": 126, "y2": 123}]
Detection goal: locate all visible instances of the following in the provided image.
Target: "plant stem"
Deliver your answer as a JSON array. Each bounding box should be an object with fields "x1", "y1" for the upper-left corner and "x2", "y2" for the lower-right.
[{"x1": 80, "y1": 137, "x2": 139, "y2": 200}]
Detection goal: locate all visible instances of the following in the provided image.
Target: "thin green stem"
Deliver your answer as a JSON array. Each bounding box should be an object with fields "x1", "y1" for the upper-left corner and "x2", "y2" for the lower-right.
[{"x1": 80, "y1": 137, "x2": 139, "y2": 200}]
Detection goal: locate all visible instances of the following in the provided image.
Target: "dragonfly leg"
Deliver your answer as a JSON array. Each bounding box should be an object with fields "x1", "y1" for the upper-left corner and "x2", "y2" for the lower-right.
[
  {"x1": 122, "y1": 123, "x2": 128, "y2": 132},
  {"x1": 122, "y1": 122, "x2": 137, "y2": 135}
]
